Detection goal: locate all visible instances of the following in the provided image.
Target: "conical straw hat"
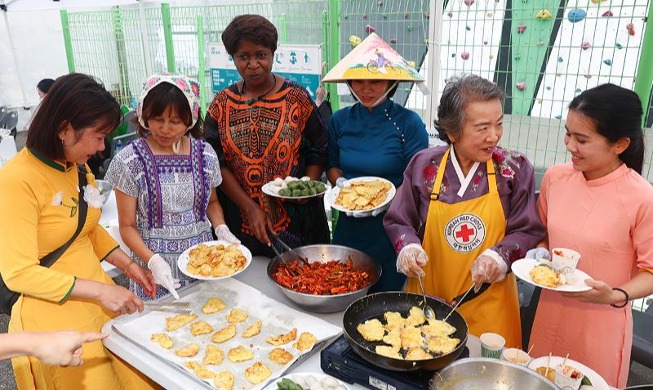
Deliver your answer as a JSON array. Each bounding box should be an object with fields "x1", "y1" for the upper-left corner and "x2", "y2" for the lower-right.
[{"x1": 322, "y1": 33, "x2": 424, "y2": 84}]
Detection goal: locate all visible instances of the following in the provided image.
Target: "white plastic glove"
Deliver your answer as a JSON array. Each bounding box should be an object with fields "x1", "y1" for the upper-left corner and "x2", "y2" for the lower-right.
[
  {"x1": 470, "y1": 254, "x2": 505, "y2": 290},
  {"x1": 335, "y1": 177, "x2": 347, "y2": 188},
  {"x1": 396, "y1": 243, "x2": 428, "y2": 277},
  {"x1": 214, "y1": 224, "x2": 241, "y2": 244},
  {"x1": 147, "y1": 254, "x2": 181, "y2": 299},
  {"x1": 525, "y1": 247, "x2": 551, "y2": 261},
  {"x1": 346, "y1": 202, "x2": 390, "y2": 218}
]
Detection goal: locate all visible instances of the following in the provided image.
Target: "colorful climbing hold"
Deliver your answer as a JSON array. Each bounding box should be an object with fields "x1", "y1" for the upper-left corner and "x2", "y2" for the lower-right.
[
  {"x1": 464, "y1": 0, "x2": 475, "y2": 6},
  {"x1": 517, "y1": 25, "x2": 527, "y2": 33},
  {"x1": 362, "y1": 13, "x2": 367, "y2": 19},
  {"x1": 466, "y1": 26, "x2": 471, "y2": 31},
  {"x1": 377, "y1": 0, "x2": 383, "y2": 5},
  {"x1": 581, "y1": 41, "x2": 591, "y2": 50},
  {"x1": 447, "y1": 12, "x2": 453, "y2": 18},
  {"x1": 365, "y1": 25, "x2": 376, "y2": 34},
  {"x1": 516, "y1": 82, "x2": 526, "y2": 91},
  {"x1": 626, "y1": 23, "x2": 635, "y2": 36},
  {"x1": 567, "y1": 9, "x2": 586, "y2": 23},
  {"x1": 461, "y1": 52, "x2": 470, "y2": 60},
  {"x1": 557, "y1": 56, "x2": 564, "y2": 63},
  {"x1": 555, "y1": 114, "x2": 562, "y2": 119},
  {"x1": 603, "y1": 59, "x2": 613, "y2": 66},
  {"x1": 382, "y1": 14, "x2": 388, "y2": 19},
  {"x1": 535, "y1": 9, "x2": 553, "y2": 20},
  {"x1": 407, "y1": 26, "x2": 414, "y2": 32},
  {"x1": 601, "y1": 10, "x2": 613, "y2": 17},
  {"x1": 483, "y1": 41, "x2": 488, "y2": 45},
  {"x1": 575, "y1": 88, "x2": 581, "y2": 93},
  {"x1": 390, "y1": 37, "x2": 398, "y2": 44},
  {"x1": 349, "y1": 35, "x2": 362, "y2": 47},
  {"x1": 590, "y1": 0, "x2": 606, "y2": 3},
  {"x1": 487, "y1": 12, "x2": 494, "y2": 17},
  {"x1": 489, "y1": 54, "x2": 495, "y2": 60},
  {"x1": 546, "y1": 86, "x2": 551, "y2": 91},
  {"x1": 424, "y1": 12, "x2": 430, "y2": 19},
  {"x1": 514, "y1": 54, "x2": 521, "y2": 61},
  {"x1": 451, "y1": 53, "x2": 456, "y2": 58},
  {"x1": 536, "y1": 40, "x2": 545, "y2": 47},
  {"x1": 616, "y1": 43, "x2": 623, "y2": 49},
  {"x1": 584, "y1": 74, "x2": 592, "y2": 79}
]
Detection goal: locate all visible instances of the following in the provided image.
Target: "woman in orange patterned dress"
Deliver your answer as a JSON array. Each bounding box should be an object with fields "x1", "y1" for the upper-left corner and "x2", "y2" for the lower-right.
[{"x1": 204, "y1": 15, "x2": 329, "y2": 257}]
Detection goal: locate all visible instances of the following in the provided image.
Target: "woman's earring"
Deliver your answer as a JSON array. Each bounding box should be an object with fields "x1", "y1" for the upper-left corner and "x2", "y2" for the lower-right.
[{"x1": 172, "y1": 138, "x2": 182, "y2": 154}]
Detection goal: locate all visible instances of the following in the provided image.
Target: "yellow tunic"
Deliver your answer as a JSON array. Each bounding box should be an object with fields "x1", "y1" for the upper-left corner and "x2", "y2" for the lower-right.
[{"x1": 0, "y1": 149, "x2": 158, "y2": 390}]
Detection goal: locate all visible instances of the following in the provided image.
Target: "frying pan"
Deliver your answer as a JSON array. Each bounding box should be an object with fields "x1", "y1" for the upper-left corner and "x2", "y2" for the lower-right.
[{"x1": 342, "y1": 291, "x2": 468, "y2": 372}]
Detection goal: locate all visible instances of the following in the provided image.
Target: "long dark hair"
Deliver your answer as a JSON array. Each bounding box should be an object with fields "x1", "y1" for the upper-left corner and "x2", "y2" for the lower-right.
[
  {"x1": 27, "y1": 73, "x2": 120, "y2": 161},
  {"x1": 569, "y1": 84, "x2": 644, "y2": 174}
]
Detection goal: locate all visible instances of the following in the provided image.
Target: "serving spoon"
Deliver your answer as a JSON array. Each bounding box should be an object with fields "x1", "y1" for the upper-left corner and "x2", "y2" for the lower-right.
[{"x1": 417, "y1": 274, "x2": 436, "y2": 320}]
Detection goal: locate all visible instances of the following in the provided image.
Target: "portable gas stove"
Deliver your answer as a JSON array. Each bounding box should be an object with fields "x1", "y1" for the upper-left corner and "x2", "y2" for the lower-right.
[{"x1": 320, "y1": 335, "x2": 469, "y2": 390}]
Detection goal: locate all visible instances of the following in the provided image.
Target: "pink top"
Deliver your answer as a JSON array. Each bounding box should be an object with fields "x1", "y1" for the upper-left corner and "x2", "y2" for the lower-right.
[{"x1": 530, "y1": 163, "x2": 653, "y2": 388}]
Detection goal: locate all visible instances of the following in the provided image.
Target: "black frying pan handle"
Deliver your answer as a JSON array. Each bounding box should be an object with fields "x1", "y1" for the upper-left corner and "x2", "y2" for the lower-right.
[{"x1": 451, "y1": 282, "x2": 491, "y2": 306}]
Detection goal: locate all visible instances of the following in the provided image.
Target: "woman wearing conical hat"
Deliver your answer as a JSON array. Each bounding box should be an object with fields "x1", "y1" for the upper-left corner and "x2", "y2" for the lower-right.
[{"x1": 323, "y1": 33, "x2": 429, "y2": 292}]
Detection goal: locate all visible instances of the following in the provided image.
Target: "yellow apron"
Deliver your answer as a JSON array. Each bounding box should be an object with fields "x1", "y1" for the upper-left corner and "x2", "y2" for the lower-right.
[{"x1": 405, "y1": 148, "x2": 521, "y2": 348}]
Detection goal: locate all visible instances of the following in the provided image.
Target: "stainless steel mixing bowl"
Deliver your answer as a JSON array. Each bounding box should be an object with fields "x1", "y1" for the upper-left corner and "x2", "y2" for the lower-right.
[
  {"x1": 267, "y1": 244, "x2": 381, "y2": 313},
  {"x1": 430, "y1": 358, "x2": 558, "y2": 390}
]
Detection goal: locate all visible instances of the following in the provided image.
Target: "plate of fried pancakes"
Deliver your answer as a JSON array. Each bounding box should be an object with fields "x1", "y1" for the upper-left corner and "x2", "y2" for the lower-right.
[
  {"x1": 327, "y1": 176, "x2": 396, "y2": 214},
  {"x1": 177, "y1": 240, "x2": 252, "y2": 280}
]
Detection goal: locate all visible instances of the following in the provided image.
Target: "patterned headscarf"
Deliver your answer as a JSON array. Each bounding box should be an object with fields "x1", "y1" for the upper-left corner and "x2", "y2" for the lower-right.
[{"x1": 137, "y1": 73, "x2": 201, "y2": 129}]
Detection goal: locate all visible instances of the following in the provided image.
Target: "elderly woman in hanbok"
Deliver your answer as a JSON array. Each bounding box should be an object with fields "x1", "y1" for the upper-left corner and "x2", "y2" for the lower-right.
[
  {"x1": 322, "y1": 33, "x2": 428, "y2": 292},
  {"x1": 527, "y1": 84, "x2": 653, "y2": 388},
  {"x1": 384, "y1": 74, "x2": 545, "y2": 348}
]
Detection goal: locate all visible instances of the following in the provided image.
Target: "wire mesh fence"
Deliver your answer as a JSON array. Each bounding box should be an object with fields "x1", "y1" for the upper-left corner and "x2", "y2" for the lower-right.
[{"x1": 62, "y1": 0, "x2": 652, "y2": 180}]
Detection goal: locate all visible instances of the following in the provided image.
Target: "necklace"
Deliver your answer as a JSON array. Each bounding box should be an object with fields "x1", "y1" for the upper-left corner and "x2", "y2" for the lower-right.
[{"x1": 241, "y1": 74, "x2": 277, "y2": 105}]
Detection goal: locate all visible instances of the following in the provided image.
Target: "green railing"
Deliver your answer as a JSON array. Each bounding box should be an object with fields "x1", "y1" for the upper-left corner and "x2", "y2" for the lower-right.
[{"x1": 60, "y1": 0, "x2": 653, "y2": 180}]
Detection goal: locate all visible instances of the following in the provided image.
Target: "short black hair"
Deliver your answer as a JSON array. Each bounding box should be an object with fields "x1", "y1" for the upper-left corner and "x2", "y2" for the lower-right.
[
  {"x1": 37, "y1": 78, "x2": 55, "y2": 94},
  {"x1": 221, "y1": 14, "x2": 278, "y2": 55}
]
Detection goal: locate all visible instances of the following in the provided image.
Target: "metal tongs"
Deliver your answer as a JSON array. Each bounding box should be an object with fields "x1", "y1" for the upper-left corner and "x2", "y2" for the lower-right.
[
  {"x1": 143, "y1": 301, "x2": 192, "y2": 314},
  {"x1": 271, "y1": 235, "x2": 309, "y2": 265}
]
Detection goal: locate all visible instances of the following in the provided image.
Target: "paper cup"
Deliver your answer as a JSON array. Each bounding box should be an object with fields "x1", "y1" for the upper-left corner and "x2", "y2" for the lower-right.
[
  {"x1": 480, "y1": 333, "x2": 505, "y2": 359},
  {"x1": 501, "y1": 348, "x2": 530, "y2": 366},
  {"x1": 551, "y1": 248, "x2": 581, "y2": 276},
  {"x1": 554, "y1": 364, "x2": 584, "y2": 390}
]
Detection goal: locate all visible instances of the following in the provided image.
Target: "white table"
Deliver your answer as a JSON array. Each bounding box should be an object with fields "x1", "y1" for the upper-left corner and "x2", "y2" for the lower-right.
[
  {"x1": 99, "y1": 191, "x2": 124, "y2": 278},
  {"x1": 102, "y1": 255, "x2": 482, "y2": 390}
]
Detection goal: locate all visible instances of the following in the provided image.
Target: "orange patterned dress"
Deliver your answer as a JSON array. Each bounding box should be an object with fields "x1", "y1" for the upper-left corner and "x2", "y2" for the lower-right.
[{"x1": 204, "y1": 80, "x2": 329, "y2": 256}]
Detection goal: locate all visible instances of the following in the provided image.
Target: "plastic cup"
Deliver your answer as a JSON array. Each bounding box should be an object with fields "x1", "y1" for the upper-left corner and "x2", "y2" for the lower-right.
[
  {"x1": 554, "y1": 364, "x2": 584, "y2": 390},
  {"x1": 551, "y1": 248, "x2": 581, "y2": 276},
  {"x1": 480, "y1": 333, "x2": 505, "y2": 359},
  {"x1": 501, "y1": 347, "x2": 530, "y2": 366}
]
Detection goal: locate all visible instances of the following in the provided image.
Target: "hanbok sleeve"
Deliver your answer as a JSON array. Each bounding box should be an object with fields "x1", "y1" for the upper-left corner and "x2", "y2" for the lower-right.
[
  {"x1": 326, "y1": 113, "x2": 341, "y2": 171},
  {"x1": 0, "y1": 170, "x2": 75, "y2": 303},
  {"x1": 633, "y1": 185, "x2": 653, "y2": 272},
  {"x1": 401, "y1": 110, "x2": 429, "y2": 165},
  {"x1": 299, "y1": 89, "x2": 328, "y2": 167},
  {"x1": 491, "y1": 155, "x2": 546, "y2": 263},
  {"x1": 105, "y1": 148, "x2": 139, "y2": 197},
  {"x1": 89, "y1": 226, "x2": 119, "y2": 260},
  {"x1": 384, "y1": 151, "x2": 429, "y2": 251}
]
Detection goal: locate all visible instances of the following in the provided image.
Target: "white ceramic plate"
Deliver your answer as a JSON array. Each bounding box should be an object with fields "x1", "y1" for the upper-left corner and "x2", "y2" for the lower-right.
[
  {"x1": 528, "y1": 355, "x2": 609, "y2": 390},
  {"x1": 264, "y1": 372, "x2": 351, "y2": 390},
  {"x1": 262, "y1": 181, "x2": 328, "y2": 200},
  {"x1": 327, "y1": 176, "x2": 396, "y2": 214},
  {"x1": 177, "y1": 240, "x2": 252, "y2": 280},
  {"x1": 512, "y1": 258, "x2": 592, "y2": 292}
]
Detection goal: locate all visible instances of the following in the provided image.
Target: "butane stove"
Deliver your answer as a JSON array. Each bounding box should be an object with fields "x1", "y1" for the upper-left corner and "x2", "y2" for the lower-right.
[{"x1": 320, "y1": 335, "x2": 469, "y2": 390}]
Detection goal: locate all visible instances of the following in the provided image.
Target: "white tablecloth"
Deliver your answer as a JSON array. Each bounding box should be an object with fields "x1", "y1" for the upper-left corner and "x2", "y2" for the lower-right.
[{"x1": 102, "y1": 255, "x2": 482, "y2": 390}]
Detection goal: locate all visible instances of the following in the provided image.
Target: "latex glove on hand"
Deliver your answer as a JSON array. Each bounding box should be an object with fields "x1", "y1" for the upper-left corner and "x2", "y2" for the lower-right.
[
  {"x1": 335, "y1": 177, "x2": 347, "y2": 188},
  {"x1": 525, "y1": 247, "x2": 551, "y2": 261},
  {"x1": 147, "y1": 254, "x2": 181, "y2": 299},
  {"x1": 214, "y1": 224, "x2": 241, "y2": 244},
  {"x1": 470, "y1": 252, "x2": 506, "y2": 290},
  {"x1": 346, "y1": 202, "x2": 390, "y2": 218},
  {"x1": 396, "y1": 243, "x2": 428, "y2": 277}
]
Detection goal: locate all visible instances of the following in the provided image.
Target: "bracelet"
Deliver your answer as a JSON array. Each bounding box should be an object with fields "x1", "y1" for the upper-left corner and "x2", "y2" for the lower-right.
[
  {"x1": 610, "y1": 287, "x2": 629, "y2": 308},
  {"x1": 123, "y1": 261, "x2": 135, "y2": 276}
]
